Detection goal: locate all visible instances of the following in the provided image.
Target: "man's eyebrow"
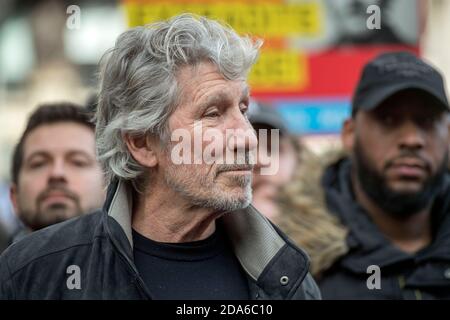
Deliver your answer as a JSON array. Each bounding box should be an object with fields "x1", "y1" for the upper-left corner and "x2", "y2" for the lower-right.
[
  {"x1": 66, "y1": 150, "x2": 95, "y2": 160},
  {"x1": 198, "y1": 91, "x2": 231, "y2": 110},
  {"x1": 198, "y1": 85, "x2": 250, "y2": 110},
  {"x1": 26, "y1": 150, "x2": 94, "y2": 162}
]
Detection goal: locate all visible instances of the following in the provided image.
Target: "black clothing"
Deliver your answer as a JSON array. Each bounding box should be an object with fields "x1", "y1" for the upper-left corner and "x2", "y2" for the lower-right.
[
  {"x1": 133, "y1": 225, "x2": 249, "y2": 300},
  {"x1": 319, "y1": 158, "x2": 450, "y2": 299},
  {"x1": 0, "y1": 180, "x2": 321, "y2": 300}
]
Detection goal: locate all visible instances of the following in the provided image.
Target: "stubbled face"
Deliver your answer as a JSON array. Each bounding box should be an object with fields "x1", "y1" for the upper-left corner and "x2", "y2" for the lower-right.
[
  {"x1": 349, "y1": 90, "x2": 450, "y2": 217},
  {"x1": 12, "y1": 122, "x2": 106, "y2": 230},
  {"x1": 160, "y1": 62, "x2": 258, "y2": 212}
]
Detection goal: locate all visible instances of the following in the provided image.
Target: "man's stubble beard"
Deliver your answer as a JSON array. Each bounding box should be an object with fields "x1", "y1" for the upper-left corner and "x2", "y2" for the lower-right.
[
  {"x1": 163, "y1": 145, "x2": 253, "y2": 212},
  {"x1": 353, "y1": 139, "x2": 448, "y2": 219},
  {"x1": 18, "y1": 198, "x2": 83, "y2": 231}
]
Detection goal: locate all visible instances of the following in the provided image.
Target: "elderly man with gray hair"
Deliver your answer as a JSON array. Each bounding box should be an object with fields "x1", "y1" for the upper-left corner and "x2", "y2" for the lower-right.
[{"x1": 0, "y1": 14, "x2": 320, "y2": 300}]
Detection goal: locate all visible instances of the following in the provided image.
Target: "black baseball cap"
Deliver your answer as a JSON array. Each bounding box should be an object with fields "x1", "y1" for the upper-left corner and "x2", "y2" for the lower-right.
[
  {"x1": 352, "y1": 52, "x2": 450, "y2": 116},
  {"x1": 248, "y1": 100, "x2": 289, "y2": 135}
]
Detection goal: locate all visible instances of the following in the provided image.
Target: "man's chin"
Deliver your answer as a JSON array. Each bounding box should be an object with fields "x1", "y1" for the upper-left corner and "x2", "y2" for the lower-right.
[
  {"x1": 38, "y1": 206, "x2": 82, "y2": 223},
  {"x1": 212, "y1": 189, "x2": 252, "y2": 212},
  {"x1": 387, "y1": 181, "x2": 425, "y2": 195}
]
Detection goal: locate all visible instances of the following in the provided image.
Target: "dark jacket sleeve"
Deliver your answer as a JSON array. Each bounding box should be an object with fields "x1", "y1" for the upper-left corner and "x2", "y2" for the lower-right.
[
  {"x1": 0, "y1": 223, "x2": 9, "y2": 253},
  {"x1": 0, "y1": 252, "x2": 15, "y2": 299}
]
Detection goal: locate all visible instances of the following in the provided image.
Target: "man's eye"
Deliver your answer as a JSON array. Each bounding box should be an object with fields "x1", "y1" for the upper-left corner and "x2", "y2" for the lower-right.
[
  {"x1": 29, "y1": 161, "x2": 45, "y2": 169},
  {"x1": 71, "y1": 159, "x2": 89, "y2": 167},
  {"x1": 204, "y1": 111, "x2": 220, "y2": 118},
  {"x1": 380, "y1": 115, "x2": 395, "y2": 125},
  {"x1": 417, "y1": 117, "x2": 437, "y2": 129}
]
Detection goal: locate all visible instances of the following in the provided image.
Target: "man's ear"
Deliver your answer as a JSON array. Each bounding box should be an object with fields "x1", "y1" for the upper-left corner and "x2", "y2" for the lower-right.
[
  {"x1": 341, "y1": 118, "x2": 355, "y2": 153},
  {"x1": 123, "y1": 133, "x2": 159, "y2": 168},
  {"x1": 10, "y1": 183, "x2": 19, "y2": 215}
]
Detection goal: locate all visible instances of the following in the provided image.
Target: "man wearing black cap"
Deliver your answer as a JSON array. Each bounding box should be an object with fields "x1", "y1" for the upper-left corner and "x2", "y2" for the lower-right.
[
  {"x1": 316, "y1": 52, "x2": 450, "y2": 299},
  {"x1": 248, "y1": 101, "x2": 299, "y2": 222}
]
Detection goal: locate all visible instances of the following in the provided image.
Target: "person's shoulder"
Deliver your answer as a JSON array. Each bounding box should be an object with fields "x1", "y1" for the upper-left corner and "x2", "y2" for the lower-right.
[{"x1": 0, "y1": 210, "x2": 104, "y2": 275}]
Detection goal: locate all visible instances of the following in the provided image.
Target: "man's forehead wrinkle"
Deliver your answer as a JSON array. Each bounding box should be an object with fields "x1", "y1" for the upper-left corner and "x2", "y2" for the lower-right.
[
  {"x1": 178, "y1": 63, "x2": 247, "y2": 102},
  {"x1": 177, "y1": 70, "x2": 224, "y2": 104},
  {"x1": 193, "y1": 84, "x2": 242, "y2": 111},
  {"x1": 198, "y1": 90, "x2": 230, "y2": 106},
  {"x1": 195, "y1": 77, "x2": 248, "y2": 102}
]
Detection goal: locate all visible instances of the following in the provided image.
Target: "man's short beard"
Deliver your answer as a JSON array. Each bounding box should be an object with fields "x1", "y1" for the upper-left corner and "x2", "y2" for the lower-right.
[
  {"x1": 17, "y1": 184, "x2": 84, "y2": 230},
  {"x1": 164, "y1": 163, "x2": 253, "y2": 213},
  {"x1": 162, "y1": 140, "x2": 253, "y2": 213},
  {"x1": 353, "y1": 140, "x2": 448, "y2": 219},
  {"x1": 18, "y1": 202, "x2": 82, "y2": 231}
]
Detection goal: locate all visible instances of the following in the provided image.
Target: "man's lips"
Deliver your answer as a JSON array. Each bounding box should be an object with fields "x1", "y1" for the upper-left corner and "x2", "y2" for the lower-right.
[
  {"x1": 387, "y1": 158, "x2": 428, "y2": 178},
  {"x1": 391, "y1": 158, "x2": 427, "y2": 168},
  {"x1": 42, "y1": 193, "x2": 72, "y2": 202},
  {"x1": 388, "y1": 165, "x2": 426, "y2": 177},
  {"x1": 39, "y1": 191, "x2": 75, "y2": 206}
]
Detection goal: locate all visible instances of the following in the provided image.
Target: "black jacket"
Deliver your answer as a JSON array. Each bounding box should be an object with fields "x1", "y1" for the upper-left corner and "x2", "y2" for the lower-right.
[
  {"x1": 318, "y1": 158, "x2": 450, "y2": 299},
  {"x1": 0, "y1": 223, "x2": 9, "y2": 254},
  {"x1": 0, "y1": 180, "x2": 320, "y2": 300}
]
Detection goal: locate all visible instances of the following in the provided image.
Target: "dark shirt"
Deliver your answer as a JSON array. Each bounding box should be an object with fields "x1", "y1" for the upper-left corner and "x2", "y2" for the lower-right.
[{"x1": 132, "y1": 224, "x2": 250, "y2": 300}]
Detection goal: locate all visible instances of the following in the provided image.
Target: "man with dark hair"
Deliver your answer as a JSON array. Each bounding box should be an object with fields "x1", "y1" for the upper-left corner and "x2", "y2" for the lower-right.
[
  {"x1": 9, "y1": 102, "x2": 105, "y2": 239},
  {"x1": 313, "y1": 52, "x2": 450, "y2": 299}
]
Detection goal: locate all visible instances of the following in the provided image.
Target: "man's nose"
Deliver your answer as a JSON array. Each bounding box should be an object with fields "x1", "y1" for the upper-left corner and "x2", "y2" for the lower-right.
[
  {"x1": 227, "y1": 112, "x2": 258, "y2": 153},
  {"x1": 398, "y1": 120, "x2": 426, "y2": 151},
  {"x1": 48, "y1": 159, "x2": 67, "y2": 182}
]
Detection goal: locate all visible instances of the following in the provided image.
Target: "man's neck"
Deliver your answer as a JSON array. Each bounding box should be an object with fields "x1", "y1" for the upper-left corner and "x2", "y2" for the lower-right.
[
  {"x1": 352, "y1": 172, "x2": 432, "y2": 254},
  {"x1": 131, "y1": 183, "x2": 223, "y2": 243}
]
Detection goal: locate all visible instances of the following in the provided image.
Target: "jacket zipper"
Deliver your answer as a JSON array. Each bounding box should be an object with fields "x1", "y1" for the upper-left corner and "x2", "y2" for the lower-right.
[{"x1": 103, "y1": 212, "x2": 153, "y2": 299}]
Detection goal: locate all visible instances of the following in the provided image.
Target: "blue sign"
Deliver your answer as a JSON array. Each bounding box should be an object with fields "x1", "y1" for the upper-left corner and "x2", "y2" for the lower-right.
[{"x1": 275, "y1": 99, "x2": 351, "y2": 134}]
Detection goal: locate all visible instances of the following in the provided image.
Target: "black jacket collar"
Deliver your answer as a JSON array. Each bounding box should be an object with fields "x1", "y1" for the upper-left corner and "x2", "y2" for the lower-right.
[{"x1": 102, "y1": 180, "x2": 315, "y2": 299}]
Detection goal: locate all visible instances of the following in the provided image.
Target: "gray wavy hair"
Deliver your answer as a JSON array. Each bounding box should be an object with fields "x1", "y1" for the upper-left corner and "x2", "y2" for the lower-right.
[{"x1": 96, "y1": 14, "x2": 262, "y2": 188}]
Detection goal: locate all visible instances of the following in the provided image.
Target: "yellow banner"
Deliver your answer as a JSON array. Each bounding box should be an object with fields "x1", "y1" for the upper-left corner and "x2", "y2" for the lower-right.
[
  {"x1": 249, "y1": 49, "x2": 308, "y2": 92},
  {"x1": 124, "y1": 2, "x2": 321, "y2": 37},
  {"x1": 123, "y1": 0, "x2": 318, "y2": 91}
]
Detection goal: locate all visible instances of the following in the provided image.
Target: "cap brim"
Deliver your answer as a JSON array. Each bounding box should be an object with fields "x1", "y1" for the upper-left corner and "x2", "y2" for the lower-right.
[
  {"x1": 250, "y1": 117, "x2": 288, "y2": 136},
  {"x1": 357, "y1": 81, "x2": 450, "y2": 113}
]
